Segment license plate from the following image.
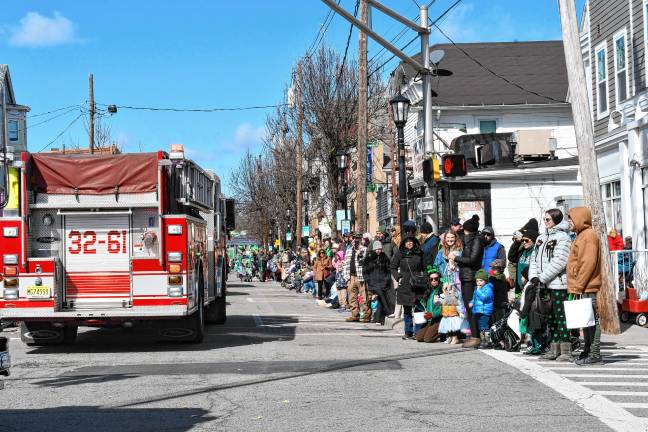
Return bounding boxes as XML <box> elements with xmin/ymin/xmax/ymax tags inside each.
<box><xmin>26</xmin><ymin>286</ymin><xmax>50</xmax><ymax>299</ymax></box>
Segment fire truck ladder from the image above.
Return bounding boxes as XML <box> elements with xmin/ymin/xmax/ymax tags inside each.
<box><xmin>175</xmin><ymin>159</ymin><xmax>214</xmax><ymax>212</ymax></box>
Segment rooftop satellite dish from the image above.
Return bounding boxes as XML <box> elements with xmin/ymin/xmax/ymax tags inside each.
<box><xmin>430</xmin><ymin>49</ymin><xmax>445</xmax><ymax>65</ymax></box>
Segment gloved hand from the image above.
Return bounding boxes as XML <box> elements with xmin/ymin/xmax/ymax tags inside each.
<box><xmin>424</xmin><ymin>312</ymin><xmax>433</xmax><ymax>320</ymax></box>
<box><xmin>531</xmin><ymin>277</ymin><xmax>540</xmax><ymax>285</ymax></box>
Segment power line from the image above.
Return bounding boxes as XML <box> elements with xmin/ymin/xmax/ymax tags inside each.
<box><xmin>337</xmin><ymin>0</ymin><xmax>360</xmax><ymax>85</ymax></box>
<box><xmin>368</xmin><ymin>0</ymin><xmax>463</xmax><ymax>78</ymax></box>
<box><xmin>36</xmin><ymin>112</ymin><xmax>85</xmax><ymax>153</ymax></box>
<box><xmin>18</xmin><ymin>107</ymin><xmax>84</xmax><ymax>133</ymax></box>
<box><xmin>27</xmin><ymin>104</ymin><xmax>83</xmax><ymax>118</ymax></box>
<box><xmin>432</xmin><ymin>24</ymin><xmax>567</xmax><ymax>103</ymax></box>
<box><xmin>95</xmin><ymin>103</ymin><xmax>287</xmax><ymax>113</ymax></box>
<box><xmin>305</xmin><ymin>0</ymin><xmax>341</xmax><ymax>58</ymax></box>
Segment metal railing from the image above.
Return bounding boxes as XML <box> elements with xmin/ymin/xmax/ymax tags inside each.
<box><xmin>610</xmin><ymin>250</ymin><xmax>648</xmax><ymax>300</ymax></box>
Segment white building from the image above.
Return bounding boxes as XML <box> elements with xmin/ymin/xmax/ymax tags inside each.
<box><xmin>392</xmin><ymin>41</ymin><xmax>583</xmax><ymax>248</ymax></box>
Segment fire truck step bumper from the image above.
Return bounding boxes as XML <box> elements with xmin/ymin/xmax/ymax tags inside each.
<box><xmin>0</xmin><ymin>305</ymin><xmax>190</xmax><ymax>320</ymax></box>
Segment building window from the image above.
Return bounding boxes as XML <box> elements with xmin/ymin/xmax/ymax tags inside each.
<box><xmin>595</xmin><ymin>43</ymin><xmax>609</xmax><ymax>118</ymax></box>
<box><xmin>601</xmin><ymin>180</ymin><xmax>622</xmax><ymax>232</ymax></box>
<box><xmin>8</xmin><ymin>120</ymin><xmax>18</xmax><ymax>142</ymax></box>
<box><xmin>479</xmin><ymin>120</ymin><xmax>496</xmax><ymax>133</ymax></box>
<box><xmin>613</xmin><ymin>30</ymin><xmax>629</xmax><ymax>103</ymax></box>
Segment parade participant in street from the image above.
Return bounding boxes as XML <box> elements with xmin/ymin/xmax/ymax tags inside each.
<box><xmin>481</xmin><ymin>226</ymin><xmax>506</xmax><ymax>274</ymax></box>
<box><xmin>314</xmin><ymin>249</ymin><xmax>332</xmax><ymax>300</ymax></box>
<box><xmin>343</xmin><ymin>233</ymin><xmax>370</xmax><ymax>322</ymax></box>
<box><xmin>470</xmin><ymin>269</ymin><xmax>494</xmax><ymax>348</ymax></box>
<box><xmin>415</xmin><ymin>269</ymin><xmax>443</xmax><ymax>343</ymax></box>
<box><xmin>391</xmin><ymin>234</ymin><xmax>426</xmax><ymax>339</ymax></box>
<box><xmin>362</xmin><ymin>241</ymin><xmax>394</xmax><ymax>325</ymax></box>
<box><xmin>453</xmin><ymin>214</ymin><xmax>484</xmax><ymax>348</ymax></box>
<box><xmin>567</xmin><ymin>207</ymin><xmax>603</xmax><ymax>365</ymax></box>
<box><xmin>529</xmin><ymin>209</ymin><xmax>573</xmax><ymax>362</ymax></box>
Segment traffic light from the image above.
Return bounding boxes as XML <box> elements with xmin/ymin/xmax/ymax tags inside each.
<box><xmin>422</xmin><ymin>157</ymin><xmax>443</xmax><ymax>183</ymax></box>
<box><xmin>441</xmin><ymin>154</ymin><xmax>467</xmax><ymax>177</ymax></box>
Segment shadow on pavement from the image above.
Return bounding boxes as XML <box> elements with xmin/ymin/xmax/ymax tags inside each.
<box><xmin>33</xmin><ymin>358</ymin><xmax>403</xmax><ymax>388</ymax></box>
<box><xmin>0</xmin><ymin>406</ymin><xmax>214</xmax><ymax>432</ymax></box>
<box><xmin>24</xmin><ymin>315</ymin><xmax>297</xmax><ymax>355</ymax></box>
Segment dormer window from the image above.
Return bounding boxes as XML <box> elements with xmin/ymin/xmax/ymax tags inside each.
<box><xmin>8</xmin><ymin>120</ymin><xmax>18</xmax><ymax>142</ymax></box>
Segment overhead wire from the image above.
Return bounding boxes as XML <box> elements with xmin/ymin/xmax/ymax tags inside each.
<box><xmin>305</xmin><ymin>0</ymin><xmax>341</xmax><ymax>59</ymax></box>
<box><xmin>95</xmin><ymin>103</ymin><xmax>287</xmax><ymax>113</ymax></box>
<box><xmin>27</xmin><ymin>104</ymin><xmax>84</xmax><ymax>118</ymax></box>
<box><xmin>432</xmin><ymin>23</ymin><xmax>567</xmax><ymax>103</ymax></box>
<box><xmin>36</xmin><ymin>112</ymin><xmax>86</xmax><ymax>153</ymax></box>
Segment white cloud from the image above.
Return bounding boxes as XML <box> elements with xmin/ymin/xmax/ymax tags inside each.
<box><xmin>8</xmin><ymin>12</ymin><xmax>82</xmax><ymax>47</ymax></box>
<box><xmin>233</xmin><ymin>123</ymin><xmax>265</xmax><ymax>147</ymax></box>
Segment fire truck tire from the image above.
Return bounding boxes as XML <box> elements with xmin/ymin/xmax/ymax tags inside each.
<box><xmin>63</xmin><ymin>326</ymin><xmax>78</xmax><ymax>345</ymax></box>
<box><xmin>206</xmin><ymin>272</ymin><xmax>227</xmax><ymax>324</ymax></box>
<box><xmin>187</xmin><ymin>292</ymin><xmax>205</xmax><ymax>343</ymax></box>
<box><xmin>20</xmin><ymin>322</ymin><xmax>64</xmax><ymax>346</ymax></box>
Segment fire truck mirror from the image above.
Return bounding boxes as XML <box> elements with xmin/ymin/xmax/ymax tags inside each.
<box><xmin>225</xmin><ymin>199</ymin><xmax>236</xmax><ymax>231</ymax></box>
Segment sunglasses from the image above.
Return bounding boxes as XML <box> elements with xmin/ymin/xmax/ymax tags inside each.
<box><xmin>430</xmin><ymin>277</ymin><xmax>440</xmax><ymax>281</ymax></box>
<box><xmin>544</xmin><ymin>218</ymin><xmax>552</xmax><ymax>222</ymax></box>
<box><xmin>522</xmin><ymin>238</ymin><xmax>532</xmax><ymax>244</ymax></box>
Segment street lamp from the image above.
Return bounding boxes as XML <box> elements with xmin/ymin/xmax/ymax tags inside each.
<box><xmin>336</xmin><ymin>149</ymin><xmax>349</xmax><ymax>222</ymax></box>
<box><xmin>390</xmin><ymin>93</ymin><xmax>411</xmax><ymax>232</ymax></box>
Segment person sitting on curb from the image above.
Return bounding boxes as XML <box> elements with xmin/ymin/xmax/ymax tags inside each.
<box><xmin>415</xmin><ymin>269</ymin><xmax>443</xmax><ymax>343</ymax></box>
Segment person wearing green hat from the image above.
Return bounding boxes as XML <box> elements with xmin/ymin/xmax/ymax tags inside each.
<box><xmin>470</xmin><ymin>269</ymin><xmax>494</xmax><ymax>349</ymax></box>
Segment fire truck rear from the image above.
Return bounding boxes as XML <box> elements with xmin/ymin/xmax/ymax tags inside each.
<box><xmin>0</xmin><ymin>144</ymin><xmax>233</xmax><ymax>344</ymax></box>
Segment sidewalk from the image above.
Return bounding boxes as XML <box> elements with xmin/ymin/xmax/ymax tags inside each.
<box><xmin>603</xmin><ymin>323</ymin><xmax>648</xmax><ymax>347</ymax></box>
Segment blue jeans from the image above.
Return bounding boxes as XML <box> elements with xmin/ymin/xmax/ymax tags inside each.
<box><xmin>475</xmin><ymin>313</ymin><xmax>491</xmax><ymax>332</ymax></box>
<box><xmin>403</xmin><ymin>305</ymin><xmax>424</xmax><ymax>336</ymax></box>
<box><xmin>303</xmin><ymin>280</ymin><xmax>315</xmax><ymax>295</ymax></box>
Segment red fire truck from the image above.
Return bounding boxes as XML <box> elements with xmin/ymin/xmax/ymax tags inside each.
<box><xmin>0</xmin><ymin>144</ymin><xmax>233</xmax><ymax>345</ymax></box>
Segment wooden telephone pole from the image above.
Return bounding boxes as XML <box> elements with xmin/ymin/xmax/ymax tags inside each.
<box><xmin>356</xmin><ymin>0</ymin><xmax>368</xmax><ymax>233</ymax></box>
<box><xmin>558</xmin><ymin>0</ymin><xmax>619</xmax><ymax>334</ymax></box>
<box><xmin>295</xmin><ymin>62</ymin><xmax>303</xmax><ymax>250</ymax></box>
<box><xmin>88</xmin><ymin>73</ymin><xmax>95</xmax><ymax>154</ymax></box>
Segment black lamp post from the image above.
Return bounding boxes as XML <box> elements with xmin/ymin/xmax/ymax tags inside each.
<box><xmin>336</xmin><ymin>149</ymin><xmax>349</xmax><ymax>223</ymax></box>
<box><xmin>390</xmin><ymin>93</ymin><xmax>411</xmax><ymax>232</ymax></box>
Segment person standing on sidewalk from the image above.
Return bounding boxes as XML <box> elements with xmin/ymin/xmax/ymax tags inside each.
<box><xmin>481</xmin><ymin>226</ymin><xmax>506</xmax><ymax>274</ymax></box>
<box><xmin>391</xmin><ymin>234</ymin><xmax>426</xmax><ymax>339</ymax></box>
<box><xmin>362</xmin><ymin>241</ymin><xmax>394</xmax><ymax>325</ymax></box>
<box><xmin>567</xmin><ymin>207</ymin><xmax>602</xmax><ymax>365</ymax></box>
<box><xmin>529</xmin><ymin>209</ymin><xmax>573</xmax><ymax>362</ymax></box>
<box><xmin>453</xmin><ymin>215</ymin><xmax>484</xmax><ymax>349</ymax></box>
<box><xmin>343</xmin><ymin>233</ymin><xmax>370</xmax><ymax>322</ymax></box>
<box><xmin>313</xmin><ymin>249</ymin><xmax>332</xmax><ymax>300</ymax></box>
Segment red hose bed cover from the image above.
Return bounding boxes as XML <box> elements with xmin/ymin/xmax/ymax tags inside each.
<box><xmin>30</xmin><ymin>153</ymin><xmax>159</xmax><ymax>195</ymax></box>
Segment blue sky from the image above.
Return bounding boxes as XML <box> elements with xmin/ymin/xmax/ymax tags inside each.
<box><xmin>1</xmin><ymin>0</ymin><xmax>584</xmax><ymax>194</ymax></box>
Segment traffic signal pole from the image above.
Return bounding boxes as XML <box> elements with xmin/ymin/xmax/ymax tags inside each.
<box><xmin>396</xmin><ymin>123</ymin><xmax>408</xmax><ymax>229</ymax></box>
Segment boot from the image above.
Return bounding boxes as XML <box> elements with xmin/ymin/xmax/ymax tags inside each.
<box><xmin>556</xmin><ymin>342</ymin><xmax>574</xmax><ymax>362</ymax></box>
<box><xmin>462</xmin><ymin>337</ymin><xmax>481</xmax><ymax>349</ymax></box>
<box><xmin>478</xmin><ymin>331</ymin><xmax>488</xmax><ymax>349</ymax></box>
<box><xmin>539</xmin><ymin>342</ymin><xmax>560</xmax><ymax>360</ymax></box>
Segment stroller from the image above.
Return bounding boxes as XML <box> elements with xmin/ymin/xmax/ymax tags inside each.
<box><xmin>490</xmin><ymin>302</ymin><xmax>522</xmax><ymax>352</ymax></box>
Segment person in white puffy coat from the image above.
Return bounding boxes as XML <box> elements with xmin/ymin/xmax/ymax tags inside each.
<box><xmin>528</xmin><ymin>209</ymin><xmax>573</xmax><ymax>361</ymax></box>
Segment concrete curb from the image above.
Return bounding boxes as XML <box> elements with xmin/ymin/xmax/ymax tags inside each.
<box><xmin>385</xmin><ymin>317</ymin><xmax>404</xmax><ymax>330</ymax></box>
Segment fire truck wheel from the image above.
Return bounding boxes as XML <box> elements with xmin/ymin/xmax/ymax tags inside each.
<box><xmin>20</xmin><ymin>322</ymin><xmax>64</xmax><ymax>346</ymax></box>
<box><xmin>206</xmin><ymin>295</ymin><xmax>227</xmax><ymax>325</ymax></box>
<box><xmin>187</xmin><ymin>292</ymin><xmax>205</xmax><ymax>343</ymax></box>
<box><xmin>62</xmin><ymin>326</ymin><xmax>78</xmax><ymax>345</ymax></box>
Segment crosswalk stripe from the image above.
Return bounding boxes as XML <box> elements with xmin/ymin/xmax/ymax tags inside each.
<box><xmin>548</xmin><ymin>367</ymin><xmax>648</xmax><ymax>371</ymax></box>
<box><xmin>597</xmin><ymin>391</ymin><xmax>648</xmax><ymax>396</ymax></box>
<box><xmin>618</xmin><ymin>403</ymin><xmax>648</xmax><ymax>409</ymax></box>
<box><xmin>579</xmin><ymin>382</ymin><xmax>648</xmax><ymax>387</ymax></box>
<box><xmin>561</xmin><ymin>374</ymin><xmax>648</xmax><ymax>378</ymax></box>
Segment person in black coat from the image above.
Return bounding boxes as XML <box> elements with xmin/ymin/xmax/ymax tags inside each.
<box><xmin>363</xmin><ymin>241</ymin><xmax>394</xmax><ymax>325</ymax></box>
<box><xmin>452</xmin><ymin>214</ymin><xmax>484</xmax><ymax>348</ymax></box>
<box><xmin>391</xmin><ymin>235</ymin><xmax>426</xmax><ymax>339</ymax></box>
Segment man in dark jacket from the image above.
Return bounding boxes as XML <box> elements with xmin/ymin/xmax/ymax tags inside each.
<box><xmin>419</xmin><ymin>221</ymin><xmax>440</xmax><ymax>267</ymax></box>
<box><xmin>390</xmin><ymin>235</ymin><xmax>425</xmax><ymax>339</ymax></box>
<box><xmin>453</xmin><ymin>214</ymin><xmax>484</xmax><ymax>348</ymax></box>
<box><xmin>363</xmin><ymin>241</ymin><xmax>394</xmax><ymax>324</ymax></box>
<box><xmin>369</xmin><ymin>226</ymin><xmax>394</xmax><ymax>259</ymax></box>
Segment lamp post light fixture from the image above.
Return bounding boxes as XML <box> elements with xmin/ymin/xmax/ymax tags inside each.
<box><xmin>335</xmin><ymin>148</ymin><xmax>350</xmax><ymax>223</ymax></box>
<box><xmin>389</xmin><ymin>93</ymin><xmax>411</xmax><ymax>232</ymax></box>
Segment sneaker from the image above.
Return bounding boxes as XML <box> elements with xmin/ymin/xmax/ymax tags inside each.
<box><xmin>577</xmin><ymin>350</ymin><xmax>590</xmax><ymax>361</ymax></box>
<box><xmin>575</xmin><ymin>356</ymin><xmax>602</xmax><ymax>366</ymax></box>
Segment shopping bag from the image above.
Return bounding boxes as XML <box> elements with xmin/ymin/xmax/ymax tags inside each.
<box><xmin>564</xmin><ymin>297</ymin><xmax>595</xmax><ymax>329</ymax></box>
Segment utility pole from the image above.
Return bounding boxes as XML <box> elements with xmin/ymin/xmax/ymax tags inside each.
<box><xmin>420</xmin><ymin>5</ymin><xmax>433</xmax><ymax>156</ymax></box>
<box><xmin>295</xmin><ymin>62</ymin><xmax>303</xmax><ymax>250</ymax></box>
<box><xmin>356</xmin><ymin>0</ymin><xmax>368</xmax><ymax>233</ymax></box>
<box><xmin>558</xmin><ymin>0</ymin><xmax>619</xmax><ymax>334</ymax></box>
<box><xmin>388</xmin><ymin>104</ymin><xmax>399</xmax><ymax>229</ymax></box>
<box><xmin>88</xmin><ymin>73</ymin><xmax>95</xmax><ymax>154</ymax></box>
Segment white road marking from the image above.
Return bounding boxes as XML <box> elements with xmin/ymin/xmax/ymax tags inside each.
<box><xmin>558</xmin><ymin>374</ymin><xmax>648</xmax><ymax>379</ymax></box>
<box><xmin>484</xmin><ymin>350</ymin><xmax>648</xmax><ymax>432</ymax></box>
<box><xmin>578</xmin><ymin>382</ymin><xmax>648</xmax><ymax>387</ymax></box>
<box><xmin>618</xmin><ymin>403</ymin><xmax>648</xmax><ymax>409</ymax></box>
<box><xmin>548</xmin><ymin>367</ymin><xmax>648</xmax><ymax>371</ymax></box>
<box><xmin>598</xmin><ymin>391</ymin><xmax>648</xmax><ymax>396</ymax></box>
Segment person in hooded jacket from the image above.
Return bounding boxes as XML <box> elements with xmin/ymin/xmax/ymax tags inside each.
<box><xmin>481</xmin><ymin>226</ymin><xmax>506</xmax><ymax>274</ymax></box>
<box><xmin>567</xmin><ymin>207</ymin><xmax>603</xmax><ymax>365</ymax></box>
<box><xmin>362</xmin><ymin>241</ymin><xmax>394</xmax><ymax>325</ymax></box>
<box><xmin>391</xmin><ymin>235</ymin><xmax>426</xmax><ymax>339</ymax></box>
<box><xmin>528</xmin><ymin>208</ymin><xmax>573</xmax><ymax>362</ymax></box>
<box><xmin>368</xmin><ymin>226</ymin><xmax>394</xmax><ymax>259</ymax></box>
<box><xmin>452</xmin><ymin>214</ymin><xmax>484</xmax><ymax>349</ymax></box>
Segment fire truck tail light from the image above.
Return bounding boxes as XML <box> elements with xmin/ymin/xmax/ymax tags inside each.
<box><xmin>3</xmin><ymin>254</ymin><xmax>18</xmax><ymax>265</ymax></box>
<box><xmin>167</xmin><ymin>225</ymin><xmax>183</xmax><ymax>235</ymax></box>
<box><xmin>168</xmin><ymin>275</ymin><xmax>183</xmax><ymax>285</ymax></box>
<box><xmin>2</xmin><ymin>227</ymin><xmax>18</xmax><ymax>237</ymax></box>
<box><xmin>3</xmin><ymin>287</ymin><xmax>18</xmax><ymax>300</ymax></box>
<box><xmin>3</xmin><ymin>266</ymin><xmax>18</xmax><ymax>277</ymax></box>
<box><xmin>167</xmin><ymin>286</ymin><xmax>183</xmax><ymax>297</ymax></box>
<box><xmin>3</xmin><ymin>278</ymin><xmax>18</xmax><ymax>288</ymax></box>
<box><xmin>169</xmin><ymin>264</ymin><xmax>182</xmax><ymax>273</ymax></box>
<box><xmin>167</xmin><ymin>252</ymin><xmax>182</xmax><ymax>262</ymax></box>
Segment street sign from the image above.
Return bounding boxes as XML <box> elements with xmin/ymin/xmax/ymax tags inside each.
<box><xmin>302</xmin><ymin>226</ymin><xmax>310</xmax><ymax>237</ymax></box>
<box><xmin>341</xmin><ymin>219</ymin><xmax>351</xmax><ymax>235</ymax></box>
<box><xmin>366</xmin><ymin>183</ymin><xmax>377</xmax><ymax>192</ymax></box>
<box><xmin>286</xmin><ymin>232</ymin><xmax>292</xmax><ymax>241</ymax></box>
<box><xmin>416</xmin><ymin>197</ymin><xmax>436</xmax><ymax>215</ymax></box>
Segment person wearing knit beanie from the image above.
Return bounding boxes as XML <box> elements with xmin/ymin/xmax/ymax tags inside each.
<box><xmin>520</xmin><ymin>218</ymin><xmax>540</xmax><ymax>242</ymax></box>
<box><xmin>475</xmin><ymin>269</ymin><xmax>488</xmax><ymax>281</ymax></box>
<box><xmin>463</xmin><ymin>214</ymin><xmax>480</xmax><ymax>233</ymax></box>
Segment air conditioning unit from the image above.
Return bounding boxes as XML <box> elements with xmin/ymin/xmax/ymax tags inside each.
<box><xmin>511</xmin><ymin>129</ymin><xmax>554</xmax><ymax>161</ymax></box>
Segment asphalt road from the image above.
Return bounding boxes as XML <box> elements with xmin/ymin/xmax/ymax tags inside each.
<box><xmin>0</xmin><ymin>278</ymin><xmax>614</xmax><ymax>432</ymax></box>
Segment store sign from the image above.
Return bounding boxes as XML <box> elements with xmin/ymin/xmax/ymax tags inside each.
<box><xmin>302</xmin><ymin>226</ymin><xmax>310</xmax><ymax>237</ymax></box>
<box><xmin>367</xmin><ymin>145</ymin><xmax>373</xmax><ymax>183</ymax></box>
<box><xmin>341</xmin><ymin>219</ymin><xmax>351</xmax><ymax>235</ymax></box>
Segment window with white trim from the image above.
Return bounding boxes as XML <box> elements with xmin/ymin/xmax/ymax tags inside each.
<box><xmin>601</xmin><ymin>180</ymin><xmax>622</xmax><ymax>232</ymax></box>
<box><xmin>595</xmin><ymin>43</ymin><xmax>609</xmax><ymax>117</ymax></box>
<box><xmin>614</xmin><ymin>30</ymin><xmax>629</xmax><ymax>103</ymax></box>
<box><xmin>7</xmin><ymin>120</ymin><xmax>18</xmax><ymax>142</ymax></box>
<box><xmin>479</xmin><ymin>120</ymin><xmax>497</xmax><ymax>134</ymax></box>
